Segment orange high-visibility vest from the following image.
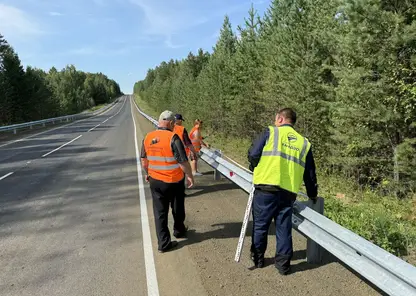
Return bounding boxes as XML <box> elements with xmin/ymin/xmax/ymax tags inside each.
<box><xmin>173</xmin><ymin>125</ymin><xmax>185</xmax><ymax>142</ymax></box>
<box><xmin>144</xmin><ymin>129</ymin><xmax>184</xmax><ymax>183</ymax></box>
<box><xmin>189</xmin><ymin>126</ymin><xmax>202</xmax><ymax>152</ymax></box>
<box><xmin>173</xmin><ymin>124</ymin><xmax>190</xmax><ymax>155</ymax></box>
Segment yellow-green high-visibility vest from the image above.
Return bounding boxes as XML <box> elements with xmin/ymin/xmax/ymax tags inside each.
<box><xmin>253</xmin><ymin>125</ymin><xmax>311</xmax><ymax>194</ymax></box>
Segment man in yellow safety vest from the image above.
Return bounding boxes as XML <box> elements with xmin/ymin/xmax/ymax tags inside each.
<box><xmin>248</xmin><ymin>108</ymin><xmax>318</xmax><ymax>275</ymax></box>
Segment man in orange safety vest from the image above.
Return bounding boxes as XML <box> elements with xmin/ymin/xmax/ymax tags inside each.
<box><xmin>141</xmin><ymin>110</ymin><xmax>194</xmax><ymax>253</ymax></box>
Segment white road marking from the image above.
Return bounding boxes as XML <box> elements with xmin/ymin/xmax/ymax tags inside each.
<box><xmin>108</xmin><ymin>97</ymin><xmax>127</xmax><ymax>119</ymax></box>
<box><xmin>88</xmin><ymin>97</ymin><xmax>126</xmax><ymax>132</ymax></box>
<box><xmin>88</xmin><ymin>123</ymin><xmax>101</xmax><ymax>132</ymax></box>
<box><xmin>130</xmin><ymin>98</ymin><xmax>160</xmax><ymax>296</ymax></box>
<box><xmin>0</xmin><ymin>98</ymin><xmax>123</xmax><ymax>148</ymax></box>
<box><xmin>0</xmin><ymin>172</ymin><xmax>14</xmax><ymax>181</ymax></box>
<box><xmin>41</xmin><ymin>135</ymin><xmax>82</xmax><ymax>158</ymax></box>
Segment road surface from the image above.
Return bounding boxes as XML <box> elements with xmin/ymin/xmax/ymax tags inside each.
<box><xmin>0</xmin><ymin>95</ymin><xmax>381</xmax><ymax>295</ymax></box>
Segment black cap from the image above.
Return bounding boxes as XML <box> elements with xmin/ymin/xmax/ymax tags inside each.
<box><xmin>175</xmin><ymin>114</ymin><xmax>185</xmax><ymax>121</ymax></box>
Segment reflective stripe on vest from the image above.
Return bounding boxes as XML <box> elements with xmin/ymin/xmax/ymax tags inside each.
<box><xmin>144</xmin><ymin>129</ymin><xmax>184</xmax><ymax>183</ymax></box>
<box><xmin>148</xmin><ymin>164</ymin><xmax>180</xmax><ymax>170</ymax></box>
<box><xmin>253</xmin><ymin>125</ymin><xmax>311</xmax><ymax>194</ymax></box>
<box><xmin>147</xmin><ymin>156</ymin><xmax>177</xmax><ymax>162</ymax></box>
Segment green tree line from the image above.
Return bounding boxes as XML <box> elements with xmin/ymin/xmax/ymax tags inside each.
<box><xmin>135</xmin><ymin>0</ymin><xmax>416</xmax><ymax>197</ymax></box>
<box><xmin>0</xmin><ymin>33</ymin><xmax>122</xmax><ymax>126</ymax></box>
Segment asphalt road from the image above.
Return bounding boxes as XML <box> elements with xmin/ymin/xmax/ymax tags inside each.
<box><xmin>0</xmin><ymin>96</ymin><xmax>382</xmax><ymax>296</ymax></box>
<box><xmin>0</xmin><ymin>96</ymin><xmax>147</xmax><ymax>296</ymax></box>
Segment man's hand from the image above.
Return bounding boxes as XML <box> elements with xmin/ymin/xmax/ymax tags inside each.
<box><xmin>186</xmin><ymin>174</ymin><xmax>194</xmax><ymax>188</ymax></box>
<box><xmin>145</xmin><ymin>175</ymin><xmax>150</xmax><ymax>183</ymax></box>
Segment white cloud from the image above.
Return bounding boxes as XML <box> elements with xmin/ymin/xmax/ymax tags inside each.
<box><xmin>63</xmin><ymin>46</ymin><xmax>134</xmax><ymax>57</ymax></box>
<box><xmin>92</xmin><ymin>0</ymin><xmax>106</xmax><ymax>5</ymax></box>
<box><xmin>164</xmin><ymin>35</ymin><xmax>184</xmax><ymax>49</ymax></box>
<box><xmin>128</xmin><ymin>0</ymin><xmax>208</xmax><ymax>47</ymax></box>
<box><xmin>68</xmin><ymin>47</ymin><xmax>96</xmax><ymax>55</ymax></box>
<box><xmin>49</xmin><ymin>11</ymin><xmax>63</xmax><ymax>16</ymax></box>
<box><xmin>0</xmin><ymin>4</ymin><xmax>45</xmax><ymax>39</ymax></box>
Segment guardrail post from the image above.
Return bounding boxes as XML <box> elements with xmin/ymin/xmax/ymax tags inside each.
<box><xmin>30</xmin><ymin>125</ymin><xmax>33</xmax><ymax>130</ymax></box>
<box><xmin>13</xmin><ymin>129</ymin><xmax>17</xmax><ymax>134</ymax></box>
<box><xmin>306</xmin><ymin>196</ymin><xmax>325</xmax><ymax>264</ymax></box>
<box><xmin>213</xmin><ymin>149</ymin><xmax>222</xmax><ymax>181</ymax></box>
<box><xmin>43</xmin><ymin>123</ymin><xmax>45</xmax><ymax>127</ymax></box>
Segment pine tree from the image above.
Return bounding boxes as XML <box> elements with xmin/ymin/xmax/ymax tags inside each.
<box><xmin>331</xmin><ymin>0</ymin><xmax>416</xmax><ymax>192</ymax></box>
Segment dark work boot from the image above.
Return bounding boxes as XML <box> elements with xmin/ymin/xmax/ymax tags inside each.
<box><xmin>250</xmin><ymin>246</ymin><xmax>264</xmax><ymax>268</ymax></box>
<box><xmin>158</xmin><ymin>241</ymin><xmax>178</xmax><ymax>253</ymax></box>
<box><xmin>173</xmin><ymin>226</ymin><xmax>188</xmax><ymax>238</ymax></box>
<box><xmin>275</xmin><ymin>254</ymin><xmax>291</xmax><ymax>275</ymax></box>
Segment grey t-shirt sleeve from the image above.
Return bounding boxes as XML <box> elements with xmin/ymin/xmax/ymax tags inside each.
<box><xmin>171</xmin><ymin>134</ymin><xmax>188</xmax><ymax>163</ymax></box>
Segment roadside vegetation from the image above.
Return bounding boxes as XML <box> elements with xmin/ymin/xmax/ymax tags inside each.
<box><xmin>133</xmin><ymin>0</ymin><xmax>416</xmax><ymax>262</ymax></box>
<box><xmin>0</xmin><ymin>34</ymin><xmax>122</xmax><ymax>126</ymax></box>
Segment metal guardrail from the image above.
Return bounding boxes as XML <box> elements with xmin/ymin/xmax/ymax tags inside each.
<box><xmin>133</xmin><ymin>100</ymin><xmax>416</xmax><ymax>296</ymax></box>
<box><xmin>0</xmin><ymin>98</ymin><xmax>120</xmax><ymax>134</ymax></box>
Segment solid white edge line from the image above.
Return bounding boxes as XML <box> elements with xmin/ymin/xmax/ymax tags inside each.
<box><xmin>0</xmin><ymin>98</ymin><xmax>123</xmax><ymax>148</ymax></box>
<box><xmin>0</xmin><ymin>172</ymin><xmax>14</xmax><ymax>181</ymax></box>
<box><xmin>130</xmin><ymin>97</ymin><xmax>160</xmax><ymax>296</ymax></box>
<box><xmin>41</xmin><ymin>135</ymin><xmax>83</xmax><ymax>158</ymax></box>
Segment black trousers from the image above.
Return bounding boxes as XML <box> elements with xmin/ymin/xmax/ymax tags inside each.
<box><xmin>149</xmin><ymin>177</ymin><xmax>186</xmax><ymax>251</ymax></box>
<box><xmin>251</xmin><ymin>189</ymin><xmax>295</xmax><ymax>272</ymax></box>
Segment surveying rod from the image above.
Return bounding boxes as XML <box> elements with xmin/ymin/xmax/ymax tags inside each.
<box><xmin>234</xmin><ymin>185</ymin><xmax>255</xmax><ymax>262</ymax></box>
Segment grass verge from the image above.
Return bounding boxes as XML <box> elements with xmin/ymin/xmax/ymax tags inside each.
<box><xmin>134</xmin><ymin>95</ymin><xmax>416</xmax><ymax>264</ymax></box>
<box><xmin>88</xmin><ymin>104</ymin><xmax>106</xmax><ymax>112</ymax></box>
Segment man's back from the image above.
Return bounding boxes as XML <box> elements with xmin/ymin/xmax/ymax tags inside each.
<box><xmin>144</xmin><ymin>129</ymin><xmax>184</xmax><ymax>183</ymax></box>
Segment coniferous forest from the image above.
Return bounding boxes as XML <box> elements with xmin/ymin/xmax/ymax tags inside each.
<box><xmin>134</xmin><ymin>0</ymin><xmax>416</xmax><ymax>257</ymax></box>
<box><xmin>0</xmin><ymin>33</ymin><xmax>122</xmax><ymax>126</ymax></box>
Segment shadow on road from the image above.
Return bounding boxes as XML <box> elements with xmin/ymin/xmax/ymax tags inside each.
<box><xmin>185</xmin><ymin>182</ymin><xmax>240</xmax><ymax>198</ymax></box>
<box><xmin>178</xmin><ymin>221</ymin><xmax>336</xmax><ymax>274</ymax></box>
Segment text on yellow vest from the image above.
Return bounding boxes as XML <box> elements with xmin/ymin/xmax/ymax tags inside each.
<box><xmin>253</xmin><ymin>125</ymin><xmax>311</xmax><ymax>194</ymax></box>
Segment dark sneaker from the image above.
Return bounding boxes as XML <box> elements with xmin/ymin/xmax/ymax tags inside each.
<box><xmin>276</xmin><ymin>265</ymin><xmax>290</xmax><ymax>275</ymax></box>
<box><xmin>274</xmin><ymin>255</ymin><xmax>291</xmax><ymax>275</ymax></box>
<box><xmin>158</xmin><ymin>241</ymin><xmax>178</xmax><ymax>253</ymax></box>
<box><xmin>173</xmin><ymin>226</ymin><xmax>188</xmax><ymax>238</ymax></box>
<box><xmin>251</xmin><ymin>250</ymin><xmax>264</xmax><ymax>268</ymax></box>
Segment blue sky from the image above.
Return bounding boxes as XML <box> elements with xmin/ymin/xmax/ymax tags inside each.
<box><xmin>0</xmin><ymin>0</ymin><xmax>268</xmax><ymax>93</ymax></box>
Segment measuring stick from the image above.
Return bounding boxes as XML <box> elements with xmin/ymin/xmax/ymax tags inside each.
<box><xmin>234</xmin><ymin>185</ymin><xmax>255</xmax><ymax>262</ymax></box>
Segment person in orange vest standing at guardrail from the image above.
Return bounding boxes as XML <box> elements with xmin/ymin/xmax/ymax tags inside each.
<box><xmin>189</xmin><ymin>119</ymin><xmax>209</xmax><ymax>176</ymax></box>
<box><xmin>173</xmin><ymin>114</ymin><xmax>198</xmax><ymax>196</ymax></box>
<box><xmin>141</xmin><ymin>110</ymin><xmax>194</xmax><ymax>253</ymax></box>
<box><xmin>173</xmin><ymin>114</ymin><xmax>198</xmax><ymax>167</ymax></box>
<box><xmin>248</xmin><ymin>108</ymin><xmax>318</xmax><ymax>275</ymax></box>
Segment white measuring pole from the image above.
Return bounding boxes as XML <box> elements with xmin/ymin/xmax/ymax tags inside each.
<box><xmin>234</xmin><ymin>185</ymin><xmax>255</xmax><ymax>262</ymax></box>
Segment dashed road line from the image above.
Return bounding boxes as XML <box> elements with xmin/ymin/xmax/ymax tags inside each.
<box><xmin>41</xmin><ymin>135</ymin><xmax>83</xmax><ymax>158</ymax></box>
<box><xmin>0</xmin><ymin>172</ymin><xmax>14</xmax><ymax>181</ymax></box>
